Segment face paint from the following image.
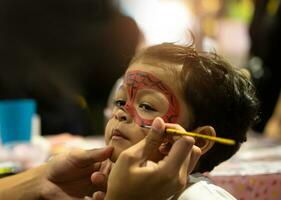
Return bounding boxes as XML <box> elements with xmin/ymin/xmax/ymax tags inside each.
<box><xmin>123</xmin><ymin>70</ymin><xmax>180</xmax><ymax>126</ymax></box>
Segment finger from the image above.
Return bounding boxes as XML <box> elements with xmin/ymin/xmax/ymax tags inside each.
<box><xmin>158</xmin><ymin>141</ymin><xmax>172</xmax><ymax>155</ymax></box>
<box><xmin>100</xmin><ymin>160</ymin><xmax>112</xmax><ymax>175</ymax></box>
<box><xmin>163</xmin><ymin>123</ymin><xmax>186</xmax><ymax>131</ymax></box>
<box><xmin>91</xmin><ymin>172</ymin><xmax>108</xmax><ymax>192</ymax></box>
<box><xmin>93</xmin><ymin>162</ymin><xmax>102</xmax><ymax>171</ymax></box>
<box><xmin>160</xmin><ymin>136</ymin><xmax>194</xmax><ymax>172</ymax></box>
<box><xmin>178</xmin><ymin>144</ymin><xmax>201</xmax><ymax>180</ymax></box>
<box><xmin>69</xmin><ymin>146</ymin><xmax>114</xmax><ymax>168</ymax></box>
<box><xmin>187</xmin><ymin>145</ymin><xmax>201</xmax><ymax>175</ymax></box>
<box><xmin>157</xmin><ymin>123</ymin><xmax>186</xmax><ymax>155</ymax></box>
<box><xmin>142</xmin><ymin>117</ymin><xmax>166</xmax><ymax>157</ymax></box>
<box><xmin>92</xmin><ymin>191</ymin><xmax>105</xmax><ymax>200</ymax></box>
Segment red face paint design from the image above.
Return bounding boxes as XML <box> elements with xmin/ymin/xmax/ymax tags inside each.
<box><xmin>123</xmin><ymin>70</ymin><xmax>180</xmax><ymax>126</ymax></box>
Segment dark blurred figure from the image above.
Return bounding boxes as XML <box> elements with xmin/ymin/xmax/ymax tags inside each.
<box><xmin>248</xmin><ymin>0</ymin><xmax>281</xmax><ymax>133</ymax></box>
<box><xmin>0</xmin><ymin>0</ymin><xmax>141</xmax><ymax>135</ymax></box>
<box><xmin>0</xmin><ymin>49</ymin><xmax>93</xmax><ymax>136</ymax></box>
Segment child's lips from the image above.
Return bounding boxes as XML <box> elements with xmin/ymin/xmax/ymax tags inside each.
<box><xmin>111</xmin><ymin>129</ymin><xmax>129</xmax><ymax>140</ymax></box>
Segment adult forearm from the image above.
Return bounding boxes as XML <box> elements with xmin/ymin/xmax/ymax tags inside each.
<box><xmin>0</xmin><ymin>164</ymin><xmax>46</xmax><ymax>200</ymax></box>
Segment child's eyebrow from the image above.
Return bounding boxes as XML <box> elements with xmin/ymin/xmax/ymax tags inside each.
<box><xmin>113</xmin><ymin>85</ymin><xmax>126</xmax><ymax>99</ymax></box>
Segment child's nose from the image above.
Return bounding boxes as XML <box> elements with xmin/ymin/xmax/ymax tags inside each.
<box><xmin>114</xmin><ymin>109</ymin><xmax>131</xmax><ymax>122</ymax></box>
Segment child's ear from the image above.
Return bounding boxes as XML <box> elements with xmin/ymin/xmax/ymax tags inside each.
<box><xmin>193</xmin><ymin>126</ymin><xmax>216</xmax><ymax>155</ymax></box>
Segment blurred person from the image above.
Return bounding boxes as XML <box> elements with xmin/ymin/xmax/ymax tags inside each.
<box><xmin>0</xmin><ymin>49</ymin><xmax>92</xmax><ymax>135</ymax></box>
<box><xmin>264</xmin><ymin>93</ymin><xmax>281</xmax><ymax>139</ymax></box>
<box><xmin>0</xmin><ymin>0</ymin><xmax>141</xmax><ymax>135</ymax></box>
<box><xmin>248</xmin><ymin>0</ymin><xmax>281</xmax><ymax>133</ymax></box>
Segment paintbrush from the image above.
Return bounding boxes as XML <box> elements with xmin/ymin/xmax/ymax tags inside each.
<box><xmin>141</xmin><ymin>125</ymin><xmax>236</xmax><ymax>145</ymax></box>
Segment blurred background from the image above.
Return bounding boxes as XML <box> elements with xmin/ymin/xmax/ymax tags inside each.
<box><xmin>0</xmin><ymin>0</ymin><xmax>280</xmax><ymax>137</ymax></box>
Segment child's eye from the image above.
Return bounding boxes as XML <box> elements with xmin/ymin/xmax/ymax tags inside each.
<box><xmin>139</xmin><ymin>103</ymin><xmax>157</xmax><ymax>112</ymax></box>
<box><xmin>114</xmin><ymin>100</ymin><xmax>126</xmax><ymax>108</ymax></box>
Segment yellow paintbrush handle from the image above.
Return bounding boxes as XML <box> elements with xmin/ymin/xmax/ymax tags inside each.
<box><xmin>165</xmin><ymin>128</ymin><xmax>236</xmax><ymax>145</ymax></box>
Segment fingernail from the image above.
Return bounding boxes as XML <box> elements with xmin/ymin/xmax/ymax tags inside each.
<box><xmin>152</xmin><ymin>117</ymin><xmax>162</xmax><ymax>132</ymax></box>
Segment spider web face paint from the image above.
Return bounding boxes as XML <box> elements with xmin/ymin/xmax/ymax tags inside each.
<box><xmin>124</xmin><ymin>70</ymin><xmax>180</xmax><ymax>126</ymax></box>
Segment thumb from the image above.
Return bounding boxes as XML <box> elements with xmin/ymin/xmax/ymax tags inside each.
<box><xmin>68</xmin><ymin>146</ymin><xmax>114</xmax><ymax>167</ymax></box>
<box><xmin>128</xmin><ymin>117</ymin><xmax>165</xmax><ymax>160</ymax></box>
<box><xmin>143</xmin><ymin>117</ymin><xmax>166</xmax><ymax>158</ymax></box>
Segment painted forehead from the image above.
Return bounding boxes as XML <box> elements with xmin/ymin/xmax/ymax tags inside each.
<box><xmin>124</xmin><ymin>69</ymin><xmax>180</xmax><ymax>124</ymax></box>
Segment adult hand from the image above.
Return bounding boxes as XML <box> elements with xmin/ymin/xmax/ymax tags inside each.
<box><xmin>103</xmin><ymin>117</ymin><xmax>201</xmax><ymax>200</ymax></box>
<box><xmin>91</xmin><ymin>159</ymin><xmax>113</xmax><ymax>200</ymax></box>
<box><xmin>41</xmin><ymin>146</ymin><xmax>113</xmax><ymax>200</ymax></box>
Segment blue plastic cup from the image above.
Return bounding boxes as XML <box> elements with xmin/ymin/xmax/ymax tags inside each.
<box><xmin>0</xmin><ymin>99</ymin><xmax>36</xmax><ymax>145</ymax></box>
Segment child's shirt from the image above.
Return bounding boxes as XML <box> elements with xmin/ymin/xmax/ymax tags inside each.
<box><xmin>169</xmin><ymin>173</ymin><xmax>237</xmax><ymax>200</ymax></box>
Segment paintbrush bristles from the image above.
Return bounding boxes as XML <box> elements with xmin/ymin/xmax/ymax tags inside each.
<box><xmin>141</xmin><ymin>125</ymin><xmax>152</xmax><ymax>129</ymax></box>
<box><xmin>140</xmin><ymin>125</ymin><xmax>235</xmax><ymax>145</ymax></box>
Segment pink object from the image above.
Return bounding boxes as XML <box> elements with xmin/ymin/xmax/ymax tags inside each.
<box><xmin>208</xmin><ymin>132</ymin><xmax>281</xmax><ymax>200</ymax></box>
<box><xmin>209</xmin><ymin>174</ymin><xmax>281</xmax><ymax>200</ymax></box>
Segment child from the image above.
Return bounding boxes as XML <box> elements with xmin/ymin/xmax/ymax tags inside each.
<box><xmin>103</xmin><ymin>42</ymin><xmax>259</xmax><ymax>199</ymax></box>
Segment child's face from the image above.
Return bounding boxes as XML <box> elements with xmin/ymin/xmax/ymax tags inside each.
<box><xmin>105</xmin><ymin>64</ymin><xmax>191</xmax><ymax>161</ymax></box>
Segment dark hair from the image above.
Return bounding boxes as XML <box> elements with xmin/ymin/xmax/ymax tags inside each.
<box><xmin>130</xmin><ymin>42</ymin><xmax>259</xmax><ymax>172</ymax></box>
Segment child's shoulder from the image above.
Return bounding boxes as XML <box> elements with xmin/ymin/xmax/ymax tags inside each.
<box><xmin>173</xmin><ymin>173</ymin><xmax>237</xmax><ymax>200</ymax></box>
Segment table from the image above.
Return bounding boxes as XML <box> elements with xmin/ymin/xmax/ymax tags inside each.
<box><xmin>0</xmin><ymin>133</ymin><xmax>104</xmax><ymax>171</ymax></box>
<box><xmin>208</xmin><ymin>131</ymin><xmax>281</xmax><ymax>200</ymax></box>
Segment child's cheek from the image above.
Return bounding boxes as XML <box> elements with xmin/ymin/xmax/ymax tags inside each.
<box><xmin>105</xmin><ymin>135</ymin><xmax>110</xmax><ymax>145</ymax></box>
<box><xmin>104</xmin><ymin>125</ymin><xmax>111</xmax><ymax>145</ymax></box>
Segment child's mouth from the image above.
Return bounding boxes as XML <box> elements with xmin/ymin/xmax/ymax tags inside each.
<box><xmin>111</xmin><ymin>129</ymin><xmax>129</xmax><ymax>140</ymax></box>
